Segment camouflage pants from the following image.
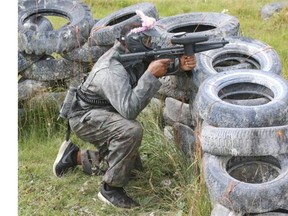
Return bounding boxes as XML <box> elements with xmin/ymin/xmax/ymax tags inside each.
<box><xmin>69</xmin><ymin>109</ymin><xmax>143</xmax><ymax>187</ymax></box>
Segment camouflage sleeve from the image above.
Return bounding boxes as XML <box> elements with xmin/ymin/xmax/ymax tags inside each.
<box><xmin>100</xmin><ymin>67</ymin><xmax>162</xmax><ymax>120</ymax></box>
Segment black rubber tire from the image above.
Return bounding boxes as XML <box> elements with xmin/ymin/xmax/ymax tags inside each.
<box><xmin>88</xmin><ymin>2</ymin><xmax>159</xmax><ymax>46</ymax></box>
<box><xmin>222</xmin><ymin>97</ymin><xmax>270</xmax><ymax>106</ymax></box>
<box><xmin>192</xmin><ymin>36</ymin><xmax>282</xmax><ymax>89</ymax></box>
<box><xmin>203</xmin><ymin>153</ymin><xmax>288</xmax><ymax>213</ymax></box>
<box><xmin>261</xmin><ymin>2</ymin><xmax>288</xmax><ymax>20</ymax></box>
<box><xmin>23</xmin><ymin>15</ymin><xmax>53</xmax><ymax>32</ymax></box>
<box><xmin>251</xmin><ymin>212</ymin><xmax>288</xmax><ymax>216</ymax></box>
<box><xmin>18</xmin><ymin>79</ymin><xmax>50</xmax><ymax>102</ymax></box>
<box><xmin>218</xmin><ymin>82</ymin><xmax>273</xmax><ymax>106</ymax></box>
<box><xmin>154</xmin><ymin>12</ymin><xmax>240</xmax><ymax>47</ymax></box>
<box><xmin>193</xmin><ymin>70</ymin><xmax>288</xmax><ymax>128</ymax></box>
<box><xmin>28</xmin><ymin>91</ymin><xmax>66</xmax><ymax>109</ymax></box>
<box><xmin>18</xmin><ymin>16</ymin><xmax>54</xmax><ymax>73</ymax></box>
<box><xmin>214</xmin><ymin>62</ymin><xmax>253</xmax><ymax>72</ymax></box>
<box><xmin>201</xmin><ymin>121</ymin><xmax>288</xmax><ymax>156</ymax></box>
<box><xmin>189</xmin><ymin>35</ymin><xmax>282</xmax><ymax>109</ymax></box>
<box><xmin>18</xmin><ymin>52</ymin><xmax>43</xmax><ymax>73</ymax></box>
<box><xmin>61</xmin><ymin>43</ymin><xmax>111</xmax><ymax>63</ymax></box>
<box><xmin>21</xmin><ymin>56</ymin><xmax>90</xmax><ymax>81</ymax></box>
<box><xmin>163</xmin><ymin>97</ymin><xmax>192</xmax><ymax>127</ymax></box>
<box><xmin>157</xmin><ymin>73</ymin><xmax>192</xmax><ymax>102</ymax></box>
<box><xmin>211</xmin><ymin>203</ymin><xmax>247</xmax><ymax>216</ymax></box>
<box><xmin>172</xmin><ymin>122</ymin><xmax>195</xmax><ymax>159</ymax></box>
<box><xmin>18</xmin><ymin>0</ymin><xmax>94</xmax><ymax>55</ymax></box>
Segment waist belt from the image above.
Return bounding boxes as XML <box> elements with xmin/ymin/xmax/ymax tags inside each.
<box><xmin>76</xmin><ymin>88</ymin><xmax>111</xmax><ymax>106</ymax></box>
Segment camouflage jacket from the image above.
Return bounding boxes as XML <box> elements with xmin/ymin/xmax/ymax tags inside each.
<box><xmin>69</xmin><ymin>41</ymin><xmax>183</xmax><ymax>120</ymax></box>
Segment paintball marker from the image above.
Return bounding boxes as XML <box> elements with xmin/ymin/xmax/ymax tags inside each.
<box><xmin>118</xmin><ymin>32</ymin><xmax>229</xmax><ymax>63</ymax></box>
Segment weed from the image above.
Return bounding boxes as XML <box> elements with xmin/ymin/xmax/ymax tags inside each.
<box><xmin>18</xmin><ymin>0</ymin><xmax>287</xmax><ymax>215</ymax></box>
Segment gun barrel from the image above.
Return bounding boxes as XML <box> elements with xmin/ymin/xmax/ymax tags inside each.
<box><xmin>118</xmin><ymin>39</ymin><xmax>229</xmax><ymax>62</ymax></box>
<box><xmin>119</xmin><ymin>46</ymin><xmax>185</xmax><ymax>62</ymax></box>
<box><xmin>194</xmin><ymin>40</ymin><xmax>229</xmax><ymax>53</ymax></box>
<box><xmin>118</xmin><ymin>51</ymin><xmax>147</xmax><ymax>61</ymax></box>
<box><xmin>171</xmin><ymin>34</ymin><xmax>209</xmax><ymax>45</ymax></box>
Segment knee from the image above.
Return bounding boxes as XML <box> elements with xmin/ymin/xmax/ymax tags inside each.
<box><xmin>130</xmin><ymin>121</ymin><xmax>143</xmax><ymax>137</ymax></box>
<box><xmin>125</xmin><ymin>121</ymin><xmax>143</xmax><ymax>142</ymax></box>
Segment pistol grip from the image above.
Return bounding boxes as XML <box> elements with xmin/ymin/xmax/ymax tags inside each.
<box><xmin>184</xmin><ymin>44</ymin><xmax>195</xmax><ymax>56</ymax></box>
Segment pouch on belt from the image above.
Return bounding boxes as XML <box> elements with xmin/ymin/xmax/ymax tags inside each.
<box><xmin>58</xmin><ymin>86</ymin><xmax>77</xmax><ymax>119</ymax></box>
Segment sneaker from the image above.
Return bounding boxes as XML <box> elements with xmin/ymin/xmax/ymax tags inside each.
<box><xmin>98</xmin><ymin>183</ymin><xmax>140</xmax><ymax>209</ymax></box>
<box><xmin>53</xmin><ymin>140</ymin><xmax>79</xmax><ymax>177</ymax></box>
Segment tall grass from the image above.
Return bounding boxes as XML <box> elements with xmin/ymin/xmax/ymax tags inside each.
<box><xmin>19</xmin><ymin>95</ymin><xmax>65</xmax><ymax>141</ymax></box>
<box><xmin>19</xmin><ymin>100</ymin><xmax>211</xmax><ymax>215</ymax></box>
<box><xmin>18</xmin><ymin>0</ymin><xmax>287</xmax><ymax>215</ymax></box>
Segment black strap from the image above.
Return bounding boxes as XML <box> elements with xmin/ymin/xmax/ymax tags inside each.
<box><xmin>65</xmin><ymin>121</ymin><xmax>71</xmax><ymax>141</ymax></box>
<box><xmin>76</xmin><ymin>88</ymin><xmax>110</xmax><ymax>106</ymax></box>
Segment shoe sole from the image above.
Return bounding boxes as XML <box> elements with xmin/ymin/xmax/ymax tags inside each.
<box><xmin>97</xmin><ymin>192</ymin><xmax>115</xmax><ymax>207</ymax></box>
<box><xmin>52</xmin><ymin>140</ymin><xmax>70</xmax><ymax>177</ymax></box>
<box><xmin>97</xmin><ymin>192</ymin><xmax>139</xmax><ymax>209</ymax></box>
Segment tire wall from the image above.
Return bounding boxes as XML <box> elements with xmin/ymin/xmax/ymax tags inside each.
<box><xmin>192</xmin><ymin>36</ymin><xmax>283</xmax><ymax>89</ymax></box>
<box><xmin>18</xmin><ymin>2</ymin><xmax>288</xmax><ymax>215</ymax></box>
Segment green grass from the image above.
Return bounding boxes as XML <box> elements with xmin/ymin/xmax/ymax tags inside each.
<box><xmin>19</xmin><ymin>101</ymin><xmax>209</xmax><ymax>216</ymax></box>
<box><xmin>18</xmin><ymin>0</ymin><xmax>288</xmax><ymax>215</ymax></box>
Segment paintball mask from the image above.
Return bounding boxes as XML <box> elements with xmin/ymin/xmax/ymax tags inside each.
<box><xmin>124</xmin><ymin>28</ymin><xmax>160</xmax><ymax>53</ymax></box>
<box><xmin>123</xmin><ymin>10</ymin><xmax>161</xmax><ymax>53</ymax></box>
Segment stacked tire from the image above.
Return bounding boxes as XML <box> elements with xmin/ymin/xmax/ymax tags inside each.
<box><xmin>193</xmin><ymin>67</ymin><xmax>288</xmax><ymax>214</ymax></box>
<box><xmin>156</xmin><ymin>12</ymin><xmax>241</xmax><ymax>102</ymax></box>
<box><xmin>18</xmin><ymin>1</ymin><xmax>159</xmax><ymax>107</ymax></box>
<box><xmin>18</xmin><ymin>0</ymin><xmax>96</xmax><ymax>108</ymax></box>
<box><xmin>186</xmin><ymin>15</ymin><xmax>288</xmax><ymax>215</ymax></box>
<box><xmin>152</xmin><ymin>12</ymin><xmax>242</xmax><ymax>156</ymax></box>
<box><xmin>17</xmin><ymin>2</ymin><xmax>288</xmax><ymax>214</ymax></box>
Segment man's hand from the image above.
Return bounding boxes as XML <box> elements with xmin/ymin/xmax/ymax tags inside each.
<box><xmin>179</xmin><ymin>55</ymin><xmax>196</xmax><ymax>71</ymax></box>
<box><xmin>147</xmin><ymin>59</ymin><xmax>173</xmax><ymax>78</ymax></box>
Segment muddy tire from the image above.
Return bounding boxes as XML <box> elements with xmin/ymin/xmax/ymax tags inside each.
<box><xmin>201</xmin><ymin>122</ymin><xmax>288</xmax><ymax>156</ymax></box>
<box><xmin>163</xmin><ymin>97</ymin><xmax>192</xmax><ymax>127</ymax></box>
<box><xmin>18</xmin><ymin>16</ymin><xmax>54</xmax><ymax>72</ymax></box>
<box><xmin>18</xmin><ymin>79</ymin><xmax>50</xmax><ymax>103</ymax></box>
<box><xmin>61</xmin><ymin>43</ymin><xmax>111</xmax><ymax>63</ymax></box>
<box><xmin>172</xmin><ymin>122</ymin><xmax>195</xmax><ymax>159</ymax></box>
<box><xmin>217</xmin><ymin>81</ymin><xmax>273</xmax><ymax>106</ymax></box>
<box><xmin>211</xmin><ymin>203</ymin><xmax>242</xmax><ymax>216</ymax></box>
<box><xmin>192</xmin><ymin>36</ymin><xmax>282</xmax><ymax>89</ymax></box>
<box><xmin>204</xmin><ymin>153</ymin><xmax>288</xmax><ymax>213</ymax></box>
<box><xmin>155</xmin><ymin>12</ymin><xmax>240</xmax><ymax>47</ymax></box>
<box><xmin>261</xmin><ymin>2</ymin><xmax>288</xmax><ymax>20</ymax></box>
<box><xmin>157</xmin><ymin>72</ymin><xmax>192</xmax><ymax>102</ymax></box>
<box><xmin>23</xmin><ymin>15</ymin><xmax>53</xmax><ymax>32</ymax></box>
<box><xmin>21</xmin><ymin>56</ymin><xmax>90</xmax><ymax>81</ymax></box>
<box><xmin>18</xmin><ymin>0</ymin><xmax>94</xmax><ymax>55</ymax></box>
<box><xmin>251</xmin><ymin>212</ymin><xmax>288</xmax><ymax>216</ymax></box>
<box><xmin>88</xmin><ymin>3</ymin><xmax>159</xmax><ymax>46</ymax></box>
<box><xmin>18</xmin><ymin>52</ymin><xmax>43</xmax><ymax>73</ymax></box>
<box><xmin>193</xmin><ymin>70</ymin><xmax>288</xmax><ymax>128</ymax></box>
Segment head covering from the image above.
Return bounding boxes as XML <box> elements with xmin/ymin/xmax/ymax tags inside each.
<box><xmin>141</xmin><ymin>28</ymin><xmax>161</xmax><ymax>37</ymax></box>
<box><xmin>129</xmin><ymin>10</ymin><xmax>161</xmax><ymax>37</ymax></box>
